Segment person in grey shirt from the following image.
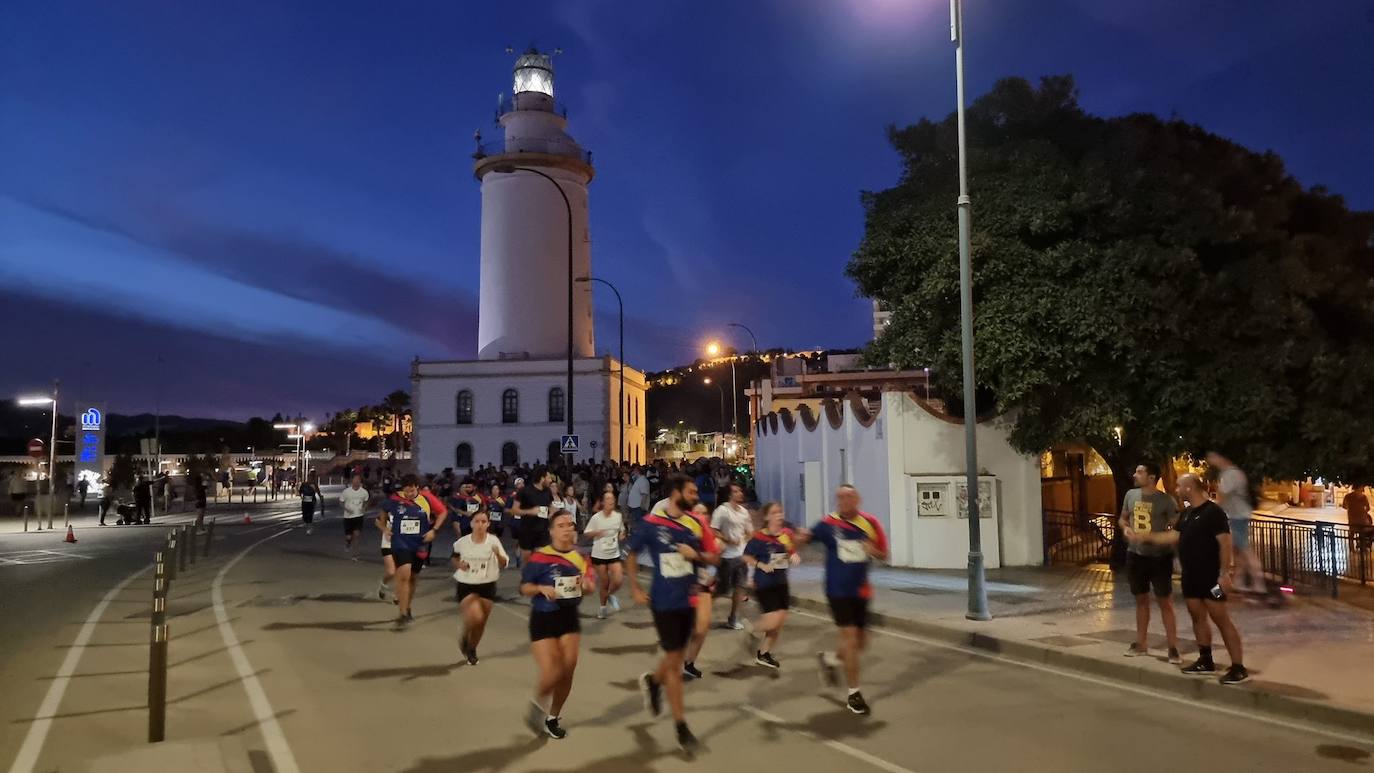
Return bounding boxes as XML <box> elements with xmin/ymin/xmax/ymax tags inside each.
<box><xmin>1120</xmin><ymin>461</ymin><xmax>1182</xmax><ymax>663</ymax></box>
<box><xmin>1207</xmin><ymin>452</ymin><xmax>1263</xmax><ymax>592</ymax></box>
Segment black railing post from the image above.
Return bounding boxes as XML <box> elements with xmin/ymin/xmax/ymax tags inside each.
<box><xmin>1280</xmin><ymin>524</ymin><xmax>1291</xmax><ymax>584</ymax></box>
<box><xmin>185</xmin><ymin>524</ymin><xmax>196</xmax><ymax>567</ymax></box>
<box><xmin>148</xmin><ymin>550</ymin><xmax>169</xmax><ymax>743</ymax></box>
<box><xmin>203</xmin><ymin>518</ymin><xmax>215</xmax><ymax>558</ymax></box>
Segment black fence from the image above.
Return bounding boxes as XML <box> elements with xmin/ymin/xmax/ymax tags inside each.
<box><xmin>1043</xmin><ymin>509</ymin><xmax>1116</xmax><ymax>565</ymax></box>
<box><xmin>1248</xmin><ymin>516</ymin><xmax>1372</xmax><ymax>597</ymax></box>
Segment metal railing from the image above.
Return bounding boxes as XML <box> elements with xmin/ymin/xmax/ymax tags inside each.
<box><xmin>1043</xmin><ymin>508</ymin><xmax>1116</xmax><ymax>565</ymax></box>
<box><xmin>496</xmin><ymin>95</ymin><xmax>570</xmax><ymax>119</ymax></box>
<box><xmin>473</xmin><ymin>138</ymin><xmax>592</xmax><ymax>165</ymax></box>
<box><xmin>1248</xmin><ymin>516</ymin><xmax>1371</xmax><ymax>597</ymax></box>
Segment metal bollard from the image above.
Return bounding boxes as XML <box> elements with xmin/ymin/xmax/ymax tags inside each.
<box><xmin>166</xmin><ymin>534</ymin><xmax>178</xmax><ymax>582</ymax></box>
<box><xmin>187</xmin><ymin>524</ymin><xmax>196</xmax><ymax>566</ymax></box>
<box><xmin>179</xmin><ymin>525</ymin><xmax>190</xmax><ymax>572</ymax></box>
<box><xmin>148</xmin><ymin>551</ymin><xmax>169</xmax><ymax>743</ymax></box>
<box><xmin>203</xmin><ymin>518</ymin><xmax>216</xmax><ymax>558</ymax></box>
<box><xmin>23</xmin><ymin>502</ymin><xmax>29</xmax><ymax>533</ymax></box>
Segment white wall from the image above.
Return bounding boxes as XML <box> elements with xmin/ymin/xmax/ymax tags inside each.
<box><xmin>754</xmin><ymin>390</ymin><xmax>1043</xmax><ymax>569</ymax></box>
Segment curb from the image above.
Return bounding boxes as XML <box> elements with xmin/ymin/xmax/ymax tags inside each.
<box><xmin>788</xmin><ymin>593</ymin><xmax>1374</xmax><ymax>740</ymax></box>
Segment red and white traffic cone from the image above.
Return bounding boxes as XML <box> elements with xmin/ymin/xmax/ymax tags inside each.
<box><xmin>64</xmin><ymin>525</ymin><xmax>77</xmax><ymax>543</ymax></box>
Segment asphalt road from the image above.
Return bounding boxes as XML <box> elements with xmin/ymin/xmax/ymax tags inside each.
<box><xmin>3</xmin><ymin>510</ymin><xmax>1371</xmax><ymax>773</ymax></box>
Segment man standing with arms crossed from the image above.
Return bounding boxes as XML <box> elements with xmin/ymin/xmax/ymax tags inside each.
<box><xmin>1119</xmin><ymin>462</ymin><xmax>1182</xmax><ymax>663</ymax></box>
<box><xmin>798</xmin><ymin>484</ymin><xmax>887</xmax><ymax>716</ymax></box>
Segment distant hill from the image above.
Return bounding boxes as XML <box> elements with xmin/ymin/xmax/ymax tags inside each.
<box><xmin>104</xmin><ymin>413</ymin><xmax>248</xmax><ymax>436</ymax></box>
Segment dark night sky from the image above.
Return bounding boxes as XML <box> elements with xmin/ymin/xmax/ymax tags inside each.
<box><xmin>2</xmin><ymin>1</ymin><xmax>1369</xmax><ymax>420</ymax></box>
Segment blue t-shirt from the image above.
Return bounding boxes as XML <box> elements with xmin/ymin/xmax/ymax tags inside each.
<box><xmin>521</xmin><ymin>546</ymin><xmax>589</xmax><ymax>613</ymax></box>
<box><xmin>486</xmin><ymin>495</ymin><xmax>506</xmax><ymax>524</ymax></box>
<box><xmin>383</xmin><ymin>494</ymin><xmax>437</xmax><ymax>553</ymax></box>
<box><xmin>743</xmin><ymin>529</ymin><xmax>796</xmax><ymax>590</ymax></box>
<box><xmin>448</xmin><ymin>494</ymin><xmax>482</xmax><ymax>534</ymax></box>
<box><xmin>810</xmin><ymin>512</ymin><xmax>888</xmax><ymax>599</ymax></box>
<box><xmin>627</xmin><ymin>512</ymin><xmax>707</xmax><ymax>611</ymax></box>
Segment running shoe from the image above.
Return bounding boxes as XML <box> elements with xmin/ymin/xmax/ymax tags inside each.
<box><xmin>543</xmin><ymin>717</ymin><xmax>567</xmax><ymax>740</ymax></box>
<box><xmin>609</xmin><ymin>595</ymin><xmax>621</xmax><ymax>612</ymax></box>
<box><xmin>466</xmin><ymin>648</ymin><xmax>479</xmax><ymax>666</ymax></box>
<box><xmin>816</xmin><ymin>651</ymin><xmax>839</xmax><ymax>688</ymax></box>
<box><xmin>525</xmin><ymin>699</ymin><xmax>546</xmax><ymax>736</ymax></box>
<box><xmin>726</xmin><ymin>618</ymin><xmax>745</xmax><ymax>631</ymax></box>
<box><xmin>755</xmin><ymin>651</ymin><xmax>781</xmax><ymax>670</ymax></box>
<box><xmin>682</xmin><ymin>661</ymin><xmax>703</xmax><ymax>681</ymax></box>
<box><xmin>597</xmin><ymin>605</ymin><xmax>608</xmax><ymax>619</ymax></box>
<box><xmin>675</xmin><ymin>722</ymin><xmax>699</xmax><ymax>753</ymax></box>
<box><xmin>1181</xmin><ymin>658</ymin><xmax>1216</xmax><ymax>676</ymax></box>
<box><xmin>1167</xmin><ymin>647</ymin><xmax>1182</xmax><ymax>665</ymax></box>
<box><xmin>394</xmin><ymin>613</ymin><xmax>410</xmax><ymax>629</ymax></box>
<box><xmin>639</xmin><ymin>672</ymin><xmax>663</xmax><ymax>717</ymax></box>
<box><xmin>1124</xmin><ymin>643</ymin><xmax>1148</xmax><ymax>657</ymax></box>
<box><xmin>846</xmin><ymin>691</ymin><xmax>871</xmax><ymax>716</ymax></box>
<box><xmin>1219</xmin><ymin>664</ymin><xmax>1250</xmax><ymax>685</ymax></box>
<box><xmin>377</xmin><ymin>585</ymin><xmax>388</xmax><ymax>601</ymax></box>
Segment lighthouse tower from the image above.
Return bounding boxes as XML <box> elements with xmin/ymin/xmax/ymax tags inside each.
<box><xmin>474</xmin><ymin>48</ymin><xmax>595</xmax><ymax>361</ymax></box>
<box><xmin>411</xmin><ymin>49</ymin><xmax>648</xmax><ymax>474</ymax></box>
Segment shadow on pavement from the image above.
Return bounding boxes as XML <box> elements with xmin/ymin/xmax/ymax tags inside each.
<box><xmin>350</xmin><ymin>662</ymin><xmax>463</xmax><ymax>681</ymax></box>
<box><xmin>588</xmin><ymin>643</ymin><xmax>658</xmax><ymax>657</ymax></box>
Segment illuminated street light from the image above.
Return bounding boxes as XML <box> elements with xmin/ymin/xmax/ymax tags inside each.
<box><xmin>17</xmin><ymin>396</ymin><xmax>54</xmax><ymax>406</ymax></box>
<box><xmin>15</xmin><ymin>381</ymin><xmax>59</xmax><ymax>528</ymax></box>
<box><xmin>705</xmin><ymin>342</ymin><xmax>721</xmax><ymax>357</ymax></box>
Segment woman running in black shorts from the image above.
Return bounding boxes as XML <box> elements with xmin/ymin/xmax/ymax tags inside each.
<box><xmin>741</xmin><ymin>502</ymin><xmax>799</xmax><ymax>669</ymax></box>
<box><xmin>521</xmin><ymin>509</ymin><xmax>594</xmax><ymax>739</ymax></box>
<box><xmin>452</xmin><ymin>510</ymin><xmax>508</xmax><ymax>665</ymax></box>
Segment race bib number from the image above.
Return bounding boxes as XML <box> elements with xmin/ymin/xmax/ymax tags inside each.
<box><xmin>696</xmin><ymin>565</ymin><xmax>717</xmax><ymax>585</ymax></box>
<box><xmin>1131</xmin><ymin>501</ymin><xmax>1152</xmax><ymax>533</ymax></box>
<box><xmin>538</xmin><ymin>506</ymin><xmax>549</xmax><ymax>519</ymax></box>
<box><xmin>660</xmin><ymin>552</ymin><xmax>693</xmax><ymax>579</ymax></box>
<box><xmin>837</xmin><ymin>539</ymin><xmax>867</xmax><ymax>564</ymax></box>
<box><xmin>489</xmin><ymin>512</ymin><xmax>502</xmax><ymax>522</ymax></box>
<box><xmin>769</xmin><ymin>552</ymin><xmax>791</xmax><ymax>570</ymax></box>
<box><xmin>554</xmin><ymin>575</ymin><xmax>582</xmax><ymax>599</ymax></box>
<box><xmin>461</xmin><ymin>561</ymin><xmax>489</xmax><ymax>580</ymax></box>
<box><xmin>466</xmin><ymin>502</ymin><xmax>479</xmax><ymax>514</ymax></box>
<box><xmin>399</xmin><ymin>519</ymin><xmax>422</xmax><ymax>535</ymax></box>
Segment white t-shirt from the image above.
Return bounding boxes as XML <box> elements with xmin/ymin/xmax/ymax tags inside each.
<box><xmin>340</xmin><ymin>486</ymin><xmax>370</xmax><ymax>519</ymax></box>
<box><xmin>584</xmin><ymin>510</ymin><xmax>624</xmax><ymax>560</ymax></box>
<box><xmin>452</xmin><ymin>534</ymin><xmax>507</xmax><ymax>585</ymax></box>
<box><xmin>711</xmin><ymin>503</ymin><xmax>752</xmax><ymax>559</ymax></box>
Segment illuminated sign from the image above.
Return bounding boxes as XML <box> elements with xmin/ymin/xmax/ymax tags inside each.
<box><xmin>75</xmin><ymin>403</ymin><xmax>106</xmax><ymax>481</ymax></box>
<box><xmin>81</xmin><ymin>408</ymin><xmax>103</xmax><ymax>431</ymax></box>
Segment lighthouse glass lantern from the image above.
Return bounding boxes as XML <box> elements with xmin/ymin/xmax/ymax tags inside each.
<box><xmin>512</xmin><ymin>51</ymin><xmax>554</xmax><ymax>97</ymax></box>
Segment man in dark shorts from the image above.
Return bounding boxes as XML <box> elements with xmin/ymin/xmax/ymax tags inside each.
<box><xmin>299</xmin><ymin>471</ymin><xmax>323</xmax><ymax>535</ymax></box>
<box><xmin>339</xmin><ymin>475</ymin><xmax>371</xmax><ymax>559</ymax></box>
<box><xmin>379</xmin><ymin>475</ymin><xmax>447</xmax><ymax>627</ymax></box>
<box><xmin>627</xmin><ymin>474</ymin><xmax>713</xmax><ymax>753</ymax></box>
<box><xmin>1119</xmin><ymin>462</ymin><xmax>1181</xmax><ymax>663</ymax></box>
<box><xmin>798</xmin><ymin>484</ymin><xmax>887</xmax><ymax>716</ymax></box>
<box><xmin>1139</xmin><ymin>473</ymin><xmax>1248</xmax><ymax>684</ymax></box>
<box><xmin>512</xmin><ymin>467</ymin><xmax>555</xmax><ymax>567</ymax></box>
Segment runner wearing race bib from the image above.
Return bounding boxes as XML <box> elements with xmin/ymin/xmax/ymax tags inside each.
<box><xmin>680</xmin><ymin>503</ymin><xmax>723</xmax><ymax>681</ymax></box>
<box><xmin>339</xmin><ymin>474</ymin><xmax>371</xmax><ymax>558</ymax></box>
<box><xmin>742</xmin><ymin>502</ymin><xmax>800</xmax><ymax>670</ymax></box>
<box><xmin>520</xmin><ymin>509</ymin><xmax>594</xmax><ymax>741</ymax></box>
<box><xmin>299</xmin><ymin>472</ymin><xmax>324</xmax><ymax>535</ymax></box>
<box><xmin>452</xmin><ymin>510</ymin><xmax>508</xmax><ymax>665</ymax></box>
<box><xmin>626</xmin><ymin>474</ymin><xmax>711</xmax><ymax>753</ymax></box>
<box><xmin>380</xmin><ymin>475</ymin><xmax>448</xmax><ymax>628</ymax></box>
<box><xmin>513</xmin><ymin>467</ymin><xmax>556</xmax><ymax>564</ymax></box>
<box><xmin>485</xmin><ymin>483</ymin><xmax>508</xmax><ymax>541</ymax></box>
<box><xmin>797</xmin><ymin>484</ymin><xmax>888</xmax><ymax>716</ymax></box>
<box><xmin>447</xmin><ymin>480</ymin><xmax>483</xmax><ymax>539</ymax></box>
<box><xmin>584</xmin><ymin>491</ymin><xmax>626</xmax><ymax>619</ymax></box>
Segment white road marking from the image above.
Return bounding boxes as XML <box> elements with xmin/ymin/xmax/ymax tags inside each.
<box><xmin>0</xmin><ymin>550</ymin><xmax>95</xmax><ymax>566</ymax></box>
<box><xmin>790</xmin><ymin>608</ymin><xmax>1374</xmax><ymax>747</ymax></box>
<box><xmin>740</xmin><ymin>705</ymin><xmax>919</xmax><ymax>773</ymax></box>
<box><xmin>6</xmin><ymin>564</ymin><xmax>149</xmax><ymax>773</ymax></box>
<box><xmin>212</xmin><ymin>527</ymin><xmax>301</xmax><ymax>773</ymax></box>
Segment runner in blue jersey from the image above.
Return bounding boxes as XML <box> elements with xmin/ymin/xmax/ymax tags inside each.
<box><xmin>796</xmin><ymin>484</ymin><xmax>888</xmax><ymax>715</ymax></box>
<box><xmin>447</xmin><ymin>479</ymin><xmax>483</xmax><ymax>540</ymax></box>
<box><xmin>741</xmin><ymin>502</ymin><xmax>800</xmax><ymax>669</ymax></box>
<box><xmin>626</xmin><ymin>474</ymin><xmax>714</xmax><ymax>753</ymax></box>
<box><xmin>380</xmin><ymin>475</ymin><xmax>448</xmax><ymax>628</ymax></box>
<box><xmin>521</xmin><ymin>509</ymin><xmax>595</xmax><ymax>740</ymax></box>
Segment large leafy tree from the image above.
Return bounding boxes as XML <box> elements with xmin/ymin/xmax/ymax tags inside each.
<box><xmin>848</xmin><ymin>75</ymin><xmax>1374</xmax><ymax>500</ymax></box>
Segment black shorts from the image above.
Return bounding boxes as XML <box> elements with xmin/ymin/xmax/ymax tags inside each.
<box><xmin>827</xmin><ymin>596</ymin><xmax>869</xmax><ymax>629</ymax></box>
<box><xmin>518</xmin><ymin>521</ymin><xmax>550</xmax><ymax>551</ymax></box>
<box><xmin>1180</xmin><ymin>571</ymin><xmax>1224</xmax><ymax>601</ymax></box>
<box><xmin>343</xmin><ymin>517</ymin><xmax>364</xmax><ymax>535</ymax></box>
<box><xmin>381</xmin><ymin>547</ymin><xmax>393</xmax><ymax>557</ymax></box>
<box><xmin>529</xmin><ymin>605</ymin><xmax>581</xmax><ymax>641</ymax></box>
<box><xmin>591</xmin><ymin>556</ymin><xmax>622</xmax><ymax>566</ymax></box>
<box><xmin>652</xmin><ymin>608</ymin><xmax>695</xmax><ymax>652</ymax></box>
<box><xmin>391</xmin><ymin>550</ymin><xmax>424</xmax><ymax>573</ymax></box>
<box><xmin>1126</xmin><ymin>552</ymin><xmax>1174</xmax><ymax>597</ymax></box>
<box><xmin>487</xmin><ymin>522</ymin><xmax>505</xmax><ymax>537</ymax></box>
<box><xmin>714</xmin><ymin>557</ymin><xmax>748</xmax><ymax>596</ymax></box>
<box><xmin>456</xmin><ymin>582</ymin><xmax>496</xmax><ymax>601</ymax></box>
<box><xmin>756</xmin><ymin>584</ymin><xmax>790</xmax><ymax>614</ymax></box>
<box><xmin>301</xmin><ymin>503</ymin><xmax>315</xmax><ymax>523</ymax></box>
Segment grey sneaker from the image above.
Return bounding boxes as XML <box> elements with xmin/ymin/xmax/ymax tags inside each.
<box><xmin>1124</xmin><ymin>643</ymin><xmax>1148</xmax><ymax>657</ymax></box>
<box><xmin>816</xmin><ymin>651</ymin><xmax>839</xmax><ymax>688</ymax></box>
<box><xmin>1167</xmin><ymin>647</ymin><xmax>1182</xmax><ymax>665</ymax></box>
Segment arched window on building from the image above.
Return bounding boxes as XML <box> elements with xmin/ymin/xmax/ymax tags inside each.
<box><xmin>455</xmin><ymin>443</ymin><xmax>473</xmax><ymax>468</ymax></box>
<box><xmin>456</xmin><ymin>390</ymin><xmax>473</xmax><ymax>425</ymax></box>
<box><xmin>501</xmin><ymin>442</ymin><xmax>519</xmax><ymax>467</ymax></box>
<box><xmin>548</xmin><ymin>387</ymin><xmax>565</xmax><ymax>423</ymax></box>
<box><xmin>502</xmin><ymin>389</ymin><xmax>519</xmax><ymax>424</ymax></box>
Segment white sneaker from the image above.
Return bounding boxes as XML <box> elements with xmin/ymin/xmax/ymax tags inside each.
<box><xmin>609</xmin><ymin>595</ymin><xmax>621</xmax><ymax>612</ymax></box>
<box><xmin>597</xmin><ymin>605</ymin><xmax>608</xmax><ymax>619</ymax></box>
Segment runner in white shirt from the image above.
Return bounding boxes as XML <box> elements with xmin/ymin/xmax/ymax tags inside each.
<box><xmin>339</xmin><ymin>475</ymin><xmax>371</xmax><ymax>559</ymax></box>
<box><xmin>583</xmin><ymin>491</ymin><xmax>626</xmax><ymax>619</ymax></box>
<box><xmin>711</xmin><ymin>484</ymin><xmax>754</xmax><ymax>629</ymax></box>
<box><xmin>452</xmin><ymin>510</ymin><xmax>509</xmax><ymax>665</ymax></box>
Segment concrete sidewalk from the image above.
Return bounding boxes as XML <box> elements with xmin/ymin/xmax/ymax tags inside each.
<box><xmin>784</xmin><ymin>554</ymin><xmax>1374</xmax><ymax>737</ymax></box>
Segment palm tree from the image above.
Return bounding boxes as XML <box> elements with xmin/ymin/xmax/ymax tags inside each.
<box><xmin>380</xmin><ymin>391</ymin><xmax>411</xmax><ymax>456</ymax></box>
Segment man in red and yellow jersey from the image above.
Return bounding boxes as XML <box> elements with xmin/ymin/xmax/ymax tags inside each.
<box><xmin>380</xmin><ymin>475</ymin><xmax>448</xmax><ymax>627</ymax></box>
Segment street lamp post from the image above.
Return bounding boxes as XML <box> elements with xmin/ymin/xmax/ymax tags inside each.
<box><xmin>17</xmin><ymin>380</ymin><xmax>59</xmax><ymax>527</ymax></box>
<box><xmin>495</xmin><ymin>165</ymin><xmax>575</xmax><ymax>466</ymax></box>
<box><xmin>952</xmin><ymin>0</ymin><xmax>991</xmax><ymax>621</ymax></box>
<box><xmin>577</xmin><ymin>276</ymin><xmax>624</xmax><ymax>463</ymax></box>
<box><xmin>705</xmin><ymin>342</ymin><xmax>739</xmax><ymax>436</ymax></box>
<box><xmin>725</xmin><ymin>322</ymin><xmax>759</xmax><ymax>435</ymax></box>
<box><xmin>703</xmin><ymin>378</ymin><xmax>726</xmax><ymax>435</ymax></box>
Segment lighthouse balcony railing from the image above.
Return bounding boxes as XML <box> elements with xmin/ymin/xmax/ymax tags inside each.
<box><xmin>497</xmin><ymin>95</ymin><xmax>571</xmax><ymax>119</ymax></box>
<box><xmin>473</xmin><ymin>138</ymin><xmax>592</xmax><ymax>165</ymax></box>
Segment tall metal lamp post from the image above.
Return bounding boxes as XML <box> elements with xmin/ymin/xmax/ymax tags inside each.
<box><xmin>577</xmin><ymin>275</ymin><xmax>624</xmax><ymax>462</ymax></box>
<box><xmin>17</xmin><ymin>380</ymin><xmax>59</xmax><ymax>525</ymax></box>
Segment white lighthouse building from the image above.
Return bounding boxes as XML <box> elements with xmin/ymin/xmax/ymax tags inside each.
<box><xmin>412</xmin><ymin>49</ymin><xmax>648</xmax><ymax>473</ymax></box>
